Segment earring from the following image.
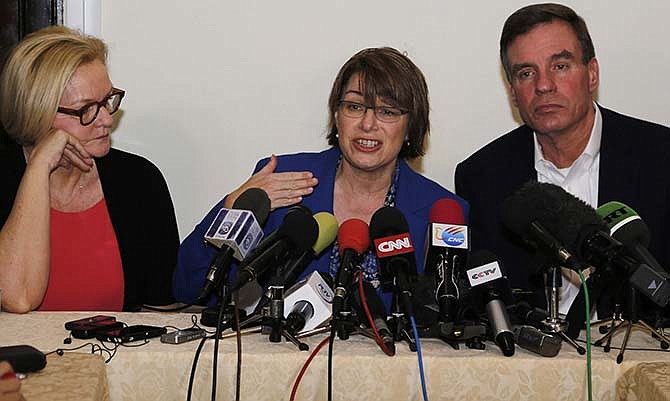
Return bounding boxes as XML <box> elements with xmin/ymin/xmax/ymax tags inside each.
<box><xmin>336</xmin><ymin>133</ymin><xmax>340</xmax><ymax>139</ymax></box>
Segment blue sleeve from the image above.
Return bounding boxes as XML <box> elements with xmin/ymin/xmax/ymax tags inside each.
<box><xmin>172</xmin><ymin>197</ymin><xmax>228</xmax><ymax>304</ymax></box>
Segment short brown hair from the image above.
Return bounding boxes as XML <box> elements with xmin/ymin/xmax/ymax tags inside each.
<box><xmin>326</xmin><ymin>47</ymin><xmax>429</xmax><ymax>159</ymax></box>
<box><xmin>500</xmin><ymin>3</ymin><xmax>595</xmax><ymax>82</ymax></box>
<box><xmin>0</xmin><ymin>26</ymin><xmax>107</xmax><ymax>145</ymax></box>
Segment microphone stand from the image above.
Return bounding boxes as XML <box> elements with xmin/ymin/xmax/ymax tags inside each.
<box><xmin>541</xmin><ymin>266</ymin><xmax>586</xmax><ymax>354</ymax></box>
<box><xmin>593</xmin><ymin>285</ymin><xmax>670</xmax><ymax>363</ymax></box>
<box><xmin>226</xmin><ymin>285</ymin><xmax>309</xmax><ymax>351</ymax></box>
<box><xmin>387</xmin><ymin>294</ymin><xmax>417</xmax><ymax>352</ymax></box>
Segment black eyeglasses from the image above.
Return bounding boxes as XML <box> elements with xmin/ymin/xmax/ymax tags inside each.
<box><xmin>338</xmin><ymin>100</ymin><xmax>408</xmax><ymax>123</ymax></box>
<box><xmin>57</xmin><ymin>87</ymin><xmax>125</xmax><ymax>126</ymax></box>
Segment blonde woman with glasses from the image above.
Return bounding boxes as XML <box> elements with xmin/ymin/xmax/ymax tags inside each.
<box><xmin>0</xmin><ymin>26</ymin><xmax>179</xmax><ymax>313</ymax></box>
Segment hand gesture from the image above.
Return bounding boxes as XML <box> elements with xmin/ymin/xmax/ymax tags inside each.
<box><xmin>225</xmin><ymin>155</ymin><xmax>318</xmax><ymax>210</ymax></box>
<box><xmin>26</xmin><ymin>129</ymin><xmax>93</xmax><ymax>173</ymax></box>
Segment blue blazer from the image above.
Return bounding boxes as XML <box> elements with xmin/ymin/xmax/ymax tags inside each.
<box><xmin>174</xmin><ymin>147</ymin><xmax>469</xmax><ymax>310</ymax></box>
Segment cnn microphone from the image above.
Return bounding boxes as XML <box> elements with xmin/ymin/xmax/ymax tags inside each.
<box><xmin>283</xmin><ymin>271</ymin><xmax>335</xmax><ymax>334</ymax></box>
<box><xmin>370</xmin><ymin>206</ymin><xmax>417</xmax><ymax>318</ymax></box>
<box><xmin>333</xmin><ymin>219</ymin><xmax>370</xmax><ymax>316</ymax></box>
<box><xmin>597</xmin><ymin>201</ymin><xmax>670</xmax><ymax>307</ymax></box>
<box><xmin>466</xmin><ymin>250</ymin><xmax>515</xmax><ymax>356</ymax></box>
<box><xmin>197</xmin><ymin>188</ymin><xmax>270</xmax><ymax>303</ymax></box>
<box><xmin>232</xmin><ymin>205</ymin><xmax>318</xmax><ymax>292</ymax></box>
<box><xmin>353</xmin><ymin>280</ymin><xmax>396</xmax><ymax>355</ymax></box>
<box><xmin>425</xmin><ymin>198</ymin><xmax>469</xmax><ymax>324</ymax></box>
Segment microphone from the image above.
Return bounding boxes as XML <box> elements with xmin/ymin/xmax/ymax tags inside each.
<box><xmin>370</xmin><ymin>206</ymin><xmax>417</xmax><ymax>318</ymax></box>
<box><xmin>501</xmin><ymin>181</ymin><xmax>596</xmax><ymax>272</ymax></box>
<box><xmin>466</xmin><ymin>250</ymin><xmax>515</xmax><ymax>356</ymax></box>
<box><xmin>232</xmin><ymin>205</ymin><xmax>318</xmax><ymax>292</ymax></box>
<box><xmin>597</xmin><ymin>202</ymin><xmax>670</xmax><ymax>307</ymax></box>
<box><xmin>333</xmin><ymin>219</ymin><xmax>370</xmax><ymax>316</ymax></box>
<box><xmin>514</xmin><ymin>326</ymin><xmax>561</xmax><ymax>357</ymax></box>
<box><xmin>278</xmin><ymin>212</ymin><xmax>339</xmax><ymax>288</ymax></box>
<box><xmin>198</xmin><ymin>188</ymin><xmax>270</xmax><ymax>303</ymax></box>
<box><xmin>424</xmin><ymin>198</ymin><xmax>469</xmax><ymax>324</ymax></box>
<box><xmin>283</xmin><ymin>271</ymin><xmax>335</xmax><ymax>334</ymax></box>
<box><xmin>353</xmin><ymin>280</ymin><xmax>396</xmax><ymax>355</ymax></box>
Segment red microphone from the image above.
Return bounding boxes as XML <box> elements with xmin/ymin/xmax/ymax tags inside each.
<box><xmin>333</xmin><ymin>219</ymin><xmax>370</xmax><ymax>316</ymax></box>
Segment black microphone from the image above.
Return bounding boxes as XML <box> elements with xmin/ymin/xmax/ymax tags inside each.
<box><xmin>333</xmin><ymin>219</ymin><xmax>370</xmax><ymax>316</ymax></box>
<box><xmin>424</xmin><ymin>198</ymin><xmax>469</xmax><ymax>324</ymax></box>
<box><xmin>370</xmin><ymin>206</ymin><xmax>417</xmax><ymax>318</ymax></box>
<box><xmin>501</xmin><ymin>182</ymin><xmax>595</xmax><ymax>272</ymax></box>
<box><xmin>504</xmin><ymin>182</ymin><xmax>669</xmax><ymax>308</ymax></box>
<box><xmin>197</xmin><ymin>188</ymin><xmax>270</xmax><ymax>303</ymax></box>
<box><xmin>232</xmin><ymin>205</ymin><xmax>318</xmax><ymax>292</ymax></box>
<box><xmin>466</xmin><ymin>250</ymin><xmax>515</xmax><ymax>357</ymax></box>
<box><xmin>353</xmin><ymin>280</ymin><xmax>396</xmax><ymax>355</ymax></box>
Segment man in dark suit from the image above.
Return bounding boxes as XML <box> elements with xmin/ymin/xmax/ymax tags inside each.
<box><xmin>455</xmin><ymin>3</ymin><xmax>670</xmax><ymax>318</ymax></box>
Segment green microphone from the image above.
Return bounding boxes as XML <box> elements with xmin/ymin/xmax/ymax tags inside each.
<box><xmin>596</xmin><ymin>201</ymin><xmax>670</xmax><ymax>307</ymax></box>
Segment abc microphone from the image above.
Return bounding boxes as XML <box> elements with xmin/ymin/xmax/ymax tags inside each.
<box><xmin>466</xmin><ymin>250</ymin><xmax>515</xmax><ymax>356</ymax></box>
<box><xmin>425</xmin><ymin>198</ymin><xmax>469</xmax><ymax>324</ymax></box>
<box><xmin>333</xmin><ymin>219</ymin><xmax>370</xmax><ymax>316</ymax></box>
<box><xmin>283</xmin><ymin>271</ymin><xmax>335</xmax><ymax>334</ymax></box>
<box><xmin>198</xmin><ymin>188</ymin><xmax>270</xmax><ymax>303</ymax></box>
<box><xmin>370</xmin><ymin>206</ymin><xmax>417</xmax><ymax>318</ymax></box>
<box><xmin>232</xmin><ymin>206</ymin><xmax>318</xmax><ymax>292</ymax></box>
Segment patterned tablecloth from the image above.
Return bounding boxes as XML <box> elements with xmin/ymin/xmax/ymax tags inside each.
<box><xmin>1</xmin><ymin>311</ymin><xmax>669</xmax><ymax>401</ymax></box>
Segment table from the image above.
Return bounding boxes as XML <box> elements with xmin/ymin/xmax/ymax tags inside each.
<box><xmin>1</xmin><ymin>312</ymin><xmax>669</xmax><ymax>401</ymax></box>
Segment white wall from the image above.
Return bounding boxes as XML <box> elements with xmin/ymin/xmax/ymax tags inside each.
<box><xmin>97</xmin><ymin>1</ymin><xmax>670</xmax><ymax>239</ymax></box>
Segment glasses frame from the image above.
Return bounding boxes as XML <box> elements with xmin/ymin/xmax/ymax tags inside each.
<box><xmin>337</xmin><ymin>100</ymin><xmax>409</xmax><ymax>123</ymax></box>
<box><xmin>57</xmin><ymin>87</ymin><xmax>126</xmax><ymax>126</ymax></box>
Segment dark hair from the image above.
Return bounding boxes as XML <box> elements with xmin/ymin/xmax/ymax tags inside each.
<box><xmin>326</xmin><ymin>47</ymin><xmax>429</xmax><ymax>159</ymax></box>
<box><xmin>500</xmin><ymin>3</ymin><xmax>595</xmax><ymax>81</ymax></box>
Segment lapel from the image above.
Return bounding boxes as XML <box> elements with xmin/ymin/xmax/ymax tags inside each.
<box><xmin>597</xmin><ymin>106</ymin><xmax>638</xmax><ymax>205</ymax></box>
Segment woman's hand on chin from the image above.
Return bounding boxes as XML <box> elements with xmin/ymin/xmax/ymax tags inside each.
<box><xmin>25</xmin><ymin>129</ymin><xmax>93</xmax><ymax>173</ymax></box>
<box><xmin>225</xmin><ymin>154</ymin><xmax>319</xmax><ymax>211</ymax></box>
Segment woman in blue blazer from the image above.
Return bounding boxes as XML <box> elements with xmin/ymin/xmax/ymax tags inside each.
<box><xmin>174</xmin><ymin>47</ymin><xmax>468</xmax><ymax>311</ymax></box>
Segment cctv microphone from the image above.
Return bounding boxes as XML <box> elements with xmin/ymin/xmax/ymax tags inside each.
<box><xmin>424</xmin><ymin>198</ymin><xmax>469</xmax><ymax>324</ymax></box>
<box><xmin>283</xmin><ymin>271</ymin><xmax>335</xmax><ymax>334</ymax></box>
<box><xmin>370</xmin><ymin>206</ymin><xmax>417</xmax><ymax>318</ymax></box>
<box><xmin>232</xmin><ymin>205</ymin><xmax>318</xmax><ymax>292</ymax></box>
<box><xmin>333</xmin><ymin>219</ymin><xmax>370</xmax><ymax>316</ymax></box>
<box><xmin>197</xmin><ymin>188</ymin><xmax>270</xmax><ymax>303</ymax></box>
<box><xmin>466</xmin><ymin>250</ymin><xmax>515</xmax><ymax>357</ymax></box>
<box><xmin>279</xmin><ymin>212</ymin><xmax>339</xmax><ymax>288</ymax></box>
<box><xmin>353</xmin><ymin>280</ymin><xmax>396</xmax><ymax>355</ymax></box>
<box><xmin>597</xmin><ymin>201</ymin><xmax>670</xmax><ymax>307</ymax></box>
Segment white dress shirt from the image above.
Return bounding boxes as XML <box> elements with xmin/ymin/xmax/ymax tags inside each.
<box><xmin>533</xmin><ymin>103</ymin><xmax>602</xmax><ymax>315</ymax></box>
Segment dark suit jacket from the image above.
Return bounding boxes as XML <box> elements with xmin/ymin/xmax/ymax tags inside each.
<box><xmin>455</xmin><ymin>106</ymin><xmax>670</xmax><ymax>311</ymax></box>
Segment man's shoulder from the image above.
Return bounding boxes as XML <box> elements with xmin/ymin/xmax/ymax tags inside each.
<box><xmin>601</xmin><ymin>107</ymin><xmax>670</xmax><ymax>138</ymax></box>
<box><xmin>458</xmin><ymin>125</ymin><xmax>533</xmax><ymax>170</ymax></box>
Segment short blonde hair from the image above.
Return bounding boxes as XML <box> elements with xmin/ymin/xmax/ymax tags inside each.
<box><xmin>0</xmin><ymin>25</ymin><xmax>107</xmax><ymax>145</ymax></box>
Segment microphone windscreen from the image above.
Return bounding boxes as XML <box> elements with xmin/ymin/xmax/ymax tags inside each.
<box><xmin>312</xmin><ymin>212</ymin><xmax>338</xmax><ymax>254</ymax></box>
<box><xmin>279</xmin><ymin>206</ymin><xmax>319</xmax><ymax>253</ymax></box>
<box><xmin>338</xmin><ymin>218</ymin><xmax>370</xmax><ymax>255</ymax></box>
<box><xmin>429</xmin><ymin>198</ymin><xmax>465</xmax><ymax>224</ymax></box>
<box><xmin>501</xmin><ymin>181</ymin><xmax>605</xmax><ymax>257</ymax></box>
<box><xmin>597</xmin><ymin>201</ymin><xmax>650</xmax><ymax>247</ymax></box>
<box><xmin>233</xmin><ymin>188</ymin><xmax>271</xmax><ymax>226</ymax></box>
<box><xmin>369</xmin><ymin>206</ymin><xmax>409</xmax><ymax>239</ymax></box>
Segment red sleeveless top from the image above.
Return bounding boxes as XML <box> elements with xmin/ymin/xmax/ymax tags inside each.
<box><xmin>38</xmin><ymin>199</ymin><xmax>124</xmax><ymax>311</ymax></box>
